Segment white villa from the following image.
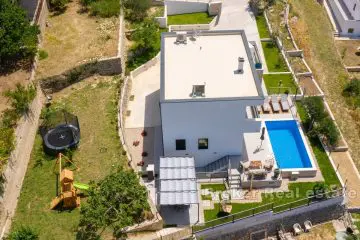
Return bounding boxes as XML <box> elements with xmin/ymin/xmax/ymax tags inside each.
<box><xmin>327</xmin><ymin>0</ymin><xmax>360</xmax><ymax>36</ymax></box>
<box><xmin>160</xmin><ymin>30</ymin><xmax>265</xmax><ymax>168</ymax></box>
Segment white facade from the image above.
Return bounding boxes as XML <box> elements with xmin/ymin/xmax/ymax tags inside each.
<box><xmin>327</xmin><ymin>0</ymin><xmax>360</xmax><ymax>36</ymax></box>
<box><xmin>161</xmin><ymin>100</ymin><xmax>263</xmax><ymax>167</ymax></box>
<box><xmin>160</xmin><ymin>30</ymin><xmax>264</xmax><ymax>167</ymax></box>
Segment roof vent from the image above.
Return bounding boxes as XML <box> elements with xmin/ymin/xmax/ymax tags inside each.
<box><xmin>238</xmin><ymin>57</ymin><xmax>245</xmax><ymax>73</ymax></box>
<box><xmin>191</xmin><ymin>85</ymin><xmax>205</xmax><ymax>98</ymax></box>
<box><xmin>176</xmin><ymin>32</ymin><xmax>187</xmax><ymax>44</ymax></box>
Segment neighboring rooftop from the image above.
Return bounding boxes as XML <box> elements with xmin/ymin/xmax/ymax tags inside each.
<box><xmin>161</xmin><ymin>30</ymin><xmax>262</xmax><ymax>101</ymax></box>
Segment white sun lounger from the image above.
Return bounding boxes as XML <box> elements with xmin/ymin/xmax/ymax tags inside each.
<box><xmin>293</xmin><ymin>223</ymin><xmax>304</xmax><ymax>235</ymax></box>
<box><xmin>262</xmin><ymin>97</ymin><xmax>271</xmax><ymax>113</ymax></box>
<box><xmin>271</xmin><ymin>95</ymin><xmax>280</xmax><ymax>112</ymax></box>
<box><xmin>304</xmin><ymin>220</ymin><xmax>312</xmax><ymax>232</ymax></box>
<box><xmin>280</xmin><ymin>95</ymin><xmax>290</xmax><ymax>112</ymax></box>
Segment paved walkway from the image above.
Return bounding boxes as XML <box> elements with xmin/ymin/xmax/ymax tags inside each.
<box><xmin>330</xmin><ymin>151</ymin><xmax>360</xmax><ymax>208</ymax></box>
<box><xmin>125</xmin><ymin>62</ymin><xmax>161</xmax><ymax>128</ymax></box>
<box><xmin>214</xmin><ymin>0</ymin><xmax>268</xmax><ymax>72</ymax></box>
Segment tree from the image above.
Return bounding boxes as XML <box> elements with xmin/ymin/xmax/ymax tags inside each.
<box><xmin>0</xmin><ymin>0</ymin><xmax>39</xmax><ymax>67</ymax></box>
<box><xmin>131</xmin><ymin>19</ymin><xmax>160</xmax><ymax>52</ymax></box>
<box><xmin>4</xmin><ymin>83</ymin><xmax>37</xmax><ymax>116</ymax></box>
<box><xmin>77</xmin><ymin>167</ymin><xmax>152</xmax><ymax>239</ymax></box>
<box><xmin>49</xmin><ymin>0</ymin><xmax>69</xmax><ymax>12</ymax></box>
<box><xmin>6</xmin><ymin>226</ymin><xmax>38</xmax><ymax>240</ymax></box>
<box><xmin>123</xmin><ymin>0</ymin><xmax>150</xmax><ymax>22</ymax></box>
<box><xmin>302</xmin><ymin>96</ymin><xmax>328</xmax><ymax>130</ymax></box>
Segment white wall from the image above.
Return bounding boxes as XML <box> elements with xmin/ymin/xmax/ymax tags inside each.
<box><xmin>161</xmin><ymin>99</ymin><xmax>263</xmax><ymax>167</ymax></box>
<box><xmin>165</xmin><ymin>0</ymin><xmax>208</xmax><ymax>15</ymax></box>
<box><xmin>343</xmin><ymin>0</ymin><xmax>360</xmax><ymax>20</ymax></box>
<box><xmin>328</xmin><ymin>0</ymin><xmax>360</xmax><ymax>35</ymax></box>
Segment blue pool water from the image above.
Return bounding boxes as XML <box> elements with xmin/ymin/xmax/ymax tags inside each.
<box><xmin>265</xmin><ymin>120</ymin><xmax>312</xmax><ymax>169</ymax></box>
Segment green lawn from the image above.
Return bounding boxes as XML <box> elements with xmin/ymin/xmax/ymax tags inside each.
<box><xmin>261</xmin><ymin>41</ymin><xmax>289</xmax><ymax>72</ymax></box>
<box><xmin>202</xmin><ymin>102</ymin><xmax>340</xmax><ymax>223</ymax></box>
<box><xmin>167</xmin><ymin>12</ymin><xmax>214</xmax><ymax>25</ymax></box>
<box><xmin>12</xmin><ymin>77</ymin><xmax>127</xmax><ymax>239</ymax></box>
<box><xmin>255</xmin><ymin>14</ymin><xmax>270</xmax><ymax>39</ymax></box>
<box><xmin>263</xmin><ymin>73</ymin><xmax>298</xmax><ymax>94</ymax></box>
<box><xmin>201</xmin><ymin>183</ymin><xmax>226</xmax><ymax>192</ymax></box>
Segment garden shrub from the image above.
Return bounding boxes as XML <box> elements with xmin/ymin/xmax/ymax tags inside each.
<box><xmin>6</xmin><ymin>226</ymin><xmax>38</xmax><ymax>240</ymax></box>
<box><xmin>38</xmin><ymin>49</ymin><xmax>48</xmax><ymax>60</ymax></box>
<box><xmin>49</xmin><ymin>0</ymin><xmax>69</xmax><ymax>12</ymax></box>
<box><xmin>343</xmin><ymin>79</ymin><xmax>360</xmax><ymax>108</ymax></box>
<box><xmin>302</xmin><ymin>97</ymin><xmax>340</xmax><ymax>147</ymax></box>
<box><xmin>4</xmin><ymin>84</ymin><xmax>37</xmax><ymax>116</ymax></box>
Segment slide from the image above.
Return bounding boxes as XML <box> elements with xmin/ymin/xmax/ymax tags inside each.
<box><xmin>74</xmin><ymin>182</ymin><xmax>90</xmax><ymax>191</ymax></box>
<box><xmin>50</xmin><ymin>196</ymin><xmax>63</xmax><ymax>210</ymax></box>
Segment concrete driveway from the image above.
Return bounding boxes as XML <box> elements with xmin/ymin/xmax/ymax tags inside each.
<box><xmin>214</xmin><ymin>0</ymin><xmax>268</xmax><ymax>72</ymax></box>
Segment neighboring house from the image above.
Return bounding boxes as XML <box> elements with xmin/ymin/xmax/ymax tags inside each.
<box><xmin>327</xmin><ymin>0</ymin><xmax>360</xmax><ymax>36</ymax></box>
<box><xmin>159</xmin><ymin>30</ymin><xmax>265</xmax><ymax>168</ymax></box>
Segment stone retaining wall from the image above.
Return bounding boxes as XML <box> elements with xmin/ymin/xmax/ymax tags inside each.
<box><xmin>40</xmin><ymin>57</ymin><xmax>122</xmax><ymax>93</ymax></box>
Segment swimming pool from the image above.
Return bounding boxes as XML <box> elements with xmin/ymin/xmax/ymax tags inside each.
<box><xmin>265</xmin><ymin>120</ymin><xmax>313</xmax><ymax>169</ymax></box>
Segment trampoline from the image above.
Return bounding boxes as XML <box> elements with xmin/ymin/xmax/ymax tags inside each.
<box><xmin>40</xmin><ymin>110</ymin><xmax>80</xmax><ymax>155</ymax></box>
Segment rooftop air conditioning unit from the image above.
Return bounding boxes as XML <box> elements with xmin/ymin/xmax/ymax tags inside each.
<box><xmin>238</xmin><ymin>57</ymin><xmax>245</xmax><ymax>73</ymax></box>
<box><xmin>176</xmin><ymin>32</ymin><xmax>187</xmax><ymax>44</ymax></box>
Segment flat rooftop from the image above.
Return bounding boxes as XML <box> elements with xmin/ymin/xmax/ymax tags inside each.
<box><xmin>161</xmin><ymin>31</ymin><xmax>261</xmax><ymax>101</ymax></box>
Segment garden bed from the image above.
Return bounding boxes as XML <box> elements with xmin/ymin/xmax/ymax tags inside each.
<box><xmin>288</xmin><ymin>56</ymin><xmax>309</xmax><ymax>73</ymax></box>
<box><xmin>36</xmin><ymin>1</ymin><xmax>119</xmax><ymax>79</ymax></box>
<box><xmin>261</xmin><ymin>41</ymin><xmax>289</xmax><ymax>72</ymax></box>
<box><xmin>263</xmin><ymin>73</ymin><xmax>298</xmax><ymax>94</ymax></box>
<box><xmin>335</xmin><ymin>40</ymin><xmax>360</xmax><ymax>66</ymax></box>
<box><xmin>298</xmin><ymin>76</ymin><xmax>321</xmax><ymax>96</ymax></box>
<box><xmin>167</xmin><ymin>12</ymin><xmax>214</xmax><ymax>25</ymax></box>
<box><xmin>255</xmin><ymin>14</ymin><xmax>270</xmax><ymax>39</ymax></box>
<box><xmin>266</xmin><ymin>2</ymin><xmax>295</xmax><ymax>50</ymax></box>
<box><xmin>12</xmin><ymin>76</ymin><xmax>127</xmax><ymax>239</ymax></box>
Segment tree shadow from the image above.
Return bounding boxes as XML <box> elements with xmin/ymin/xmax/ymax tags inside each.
<box><xmin>0</xmin><ymin>174</ymin><xmax>6</xmax><ymax>197</ymax></box>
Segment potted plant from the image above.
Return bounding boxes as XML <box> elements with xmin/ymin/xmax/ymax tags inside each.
<box><xmin>142</xmin><ymin>152</ymin><xmax>148</xmax><ymax>157</ymax></box>
<box><xmin>141</xmin><ymin>130</ymin><xmax>147</xmax><ymax>137</ymax></box>
<box><xmin>273</xmin><ymin>168</ymin><xmax>280</xmax><ymax>179</ymax></box>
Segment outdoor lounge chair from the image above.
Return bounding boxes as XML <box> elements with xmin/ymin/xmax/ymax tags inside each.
<box><xmin>262</xmin><ymin>97</ymin><xmax>271</xmax><ymax>113</ymax></box>
<box><xmin>293</xmin><ymin>223</ymin><xmax>304</xmax><ymax>235</ymax></box>
<box><xmin>271</xmin><ymin>95</ymin><xmax>280</xmax><ymax>112</ymax></box>
<box><xmin>280</xmin><ymin>95</ymin><xmax>290</xmax><ymax>112</ymax></box>
<box><xmin>304</xmin><ymin>220</ymin><xmax>312</xmax><ymax>232</ymax></box>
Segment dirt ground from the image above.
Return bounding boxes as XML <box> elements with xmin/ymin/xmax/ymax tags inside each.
<box><xmin>0</xmin><ymin>69</ymin><xmax>31</xmax><ymax>114</ymax></box>
<box><xmin>298</xmin><ymin>76</ymin><xmax>321</xmax><ymax>96</ymax></box>
<box><xmin>295</xmin><ymin>222</ymin><xmax>336</xmax><ymax>240</ymax></box>
<box><xmin>335</xmin><ymin>40</ymin><xmax>360</xmax><ymax>66</ymax></box>
<box><xmin>35</xmin><ymin>0</ymin><xmax>119</xmax><ymax>80</ymax></box>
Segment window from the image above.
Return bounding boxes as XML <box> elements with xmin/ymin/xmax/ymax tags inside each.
<box><xmin>348</xmin><ymin>28</ymin><xmax>354</xmax><ymax>33</ymax></box>
<box><xmin>176</xmin><ymin>139</ymin><xmax>186</xmax><ymax>150</ymax></box>
<box><xmin>198</xmin><ymin>138</ymin><xmax>208</xmax><ymax>150</ymax></box>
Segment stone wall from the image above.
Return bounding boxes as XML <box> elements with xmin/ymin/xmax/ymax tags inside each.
<box><xmin>195</xmin><ymin>196</ymin><xmax>345</xmax><ymax>240</ymax></box>
<box><xmin>40</xmin><ymin>57</ymin><xmax>122</xmax><ymax>93</ymax></box>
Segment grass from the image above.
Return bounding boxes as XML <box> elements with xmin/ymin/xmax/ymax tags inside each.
<box><xmin>255</xmin><ymin>14</ymin><xmax>270</xmax><ymax>39</ymax></box>
<box><xmin>263</xmin><ymin>73</ymin><xmax>298</xmax><ymax>94</ymax></box>
<box><xmin>12</xmin><ymin>76</ymin><xmax>127</xmax><ymax>239</ymax></box>
<box><xmin>201</xmin><ymin>184</ymin><xmax>226</xmax><ymax>192</ymax></box>
<box><xmin>36</xmin><ymin>1</ymin><xmax>118</xmax><ymax>79</ymax></box>
<box><xmin>289</xmin><ymin>0</ymin><xmax>360</xmax><ymax>170</ymax></box>
<box><xmin>167</xmin><ymin>12</ymin><xmax>214</xmax><ymax>25</ymax></box>
<box><xmin>335</xmin><ymin>40</ymin><xmax>360</xmax><ymax>66</ymax></box>
<box><xmin>261</xmin><ymin>41</ymin><xmax>289</xmax><ymax>72</ymax></box>
<box><xmin>289</xmin><ymin>56</ymin><xmax>308</xmax><ymax>73</ymax></box>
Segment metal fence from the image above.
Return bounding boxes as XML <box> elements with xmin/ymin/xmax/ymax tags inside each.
<box><xmin>192</xmin><ymin>188</ymin><xmax>344</xmax><ymax>234</ymax></box>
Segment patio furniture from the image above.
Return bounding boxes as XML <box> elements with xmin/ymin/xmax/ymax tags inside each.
<box><xmin>280</xmin><ymin>95</ymin><xmax>290</xmax><ymax>112</ymax></box>
<box><xmin>249</xmin><ymin>160</ymin><xmax>262</xmax><ymax>169</ymax></box>
<box><xmin>293</xmin><ymin>223</ymin><xmax>304</xmax><ymax>235</ymax></box>
<box><xmin>256</xmin><ymin>105</ymin><xmax>262</xmax><ymax>114</ymax></box>
<box><xmin>264</xmin><ymin>158</ymin><xmax>274</xmax><ymax>171</ymax></box>
<box><xmin>271</xmin><ymin>95</ymin><xmax>280</xmax><ymax>112</ymax></box>
<box><xmin>241</xmin><ymin>161</ymin><xmax>250</xmax><ymax>171</ymax></box>
<box><xmin>304</xmin><ymin>220</ymin><xmax>312</xmax><ymax>232</ymax></box>
<box><xmin>248</xmin><ymin>168</ymin><xmax>267</xmax><ymax>176</ymax></box>
<box><xmin>262</xmin><ymin>97</ymin><xmax>271</xmax><ymax>113</ymax></box>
